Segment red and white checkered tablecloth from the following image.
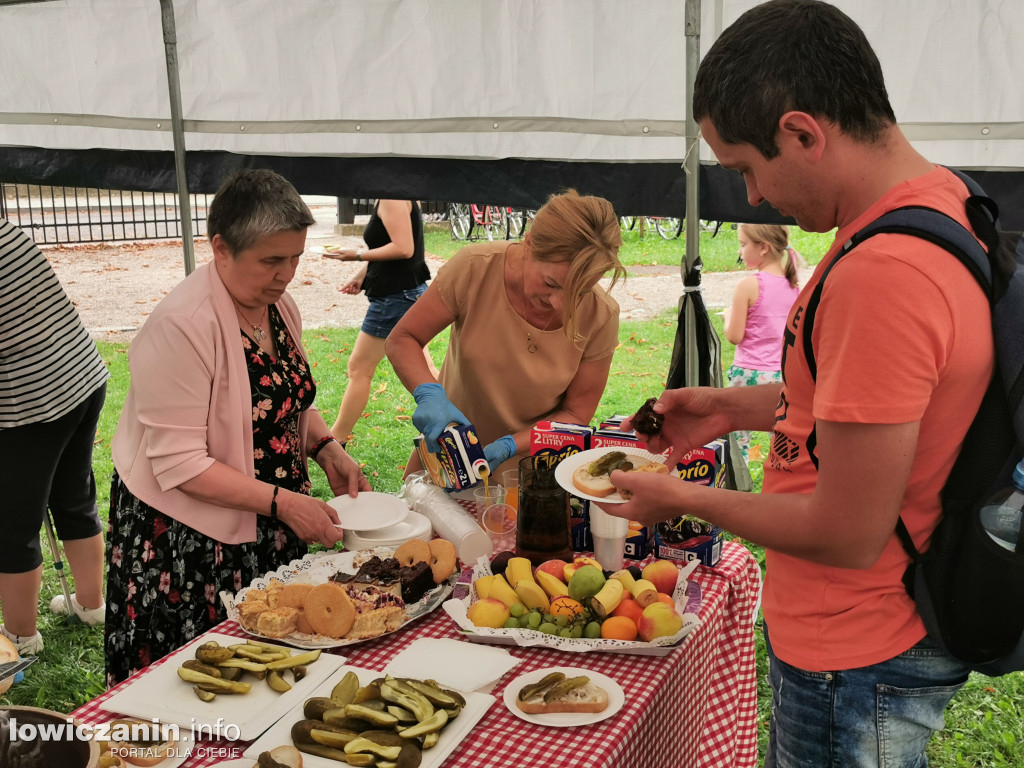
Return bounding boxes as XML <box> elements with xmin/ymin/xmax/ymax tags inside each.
<box><xmin>72</xmin><ymin>541</ymin><xmax>762</xmax><ymax>768</ymax></box>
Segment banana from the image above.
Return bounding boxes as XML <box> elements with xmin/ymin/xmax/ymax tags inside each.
<box><xmin>535</xmin><ymin>570</ymin><xmax>570</xmax><ymax>599</ymax></box>
<box><xmin>474</xmin><ymin>574</ymin><xmax>496</xmax><ymax>599</ymax></box>
<box><xmin>612</xmin><ymin>570</ymin><xmax>657</xmax><ymax>606</ymax></box>
<box><xmin>512</xmin><ymin>579</ymin><xmax>550</xmax><ymax>613</ymax></box>
<box><xmin>589</xmin><ymin>577</ymin><xmax>625</xmax><ymax>617</ymax></box>
<box><xmin>504</xmin><ymin>556</ymin><xmax>536</xmax><ymax>587</ymax></box>
<box><xmin>486</xmin><ymin>574</ymin><xmax>522</xmax><ymax>609</ymax></box>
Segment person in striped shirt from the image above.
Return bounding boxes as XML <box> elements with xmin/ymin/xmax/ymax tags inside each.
<box><xmin>0</xmin><ymin>217</ymin><xmax>109</xmax><ymax>656</ymax></box>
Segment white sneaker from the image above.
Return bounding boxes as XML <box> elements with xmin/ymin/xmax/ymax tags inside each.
<box><xmin>0</xmin><ymin>624</ymin><xmax>43</xmax><ymax>655</ymax></box>
<box><xmin>49</xmin><ymin>593</ymin><xmax>106</xmax><ymax>626</ymax></box>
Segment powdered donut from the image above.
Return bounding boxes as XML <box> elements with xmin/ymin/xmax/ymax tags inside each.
<box><xmin>279</xmin><ymin>582</ymin><xmax>314</xmax><ymax>609</ymax></box>
<box><xmin>304</xmin><ymin>582</ymin><xmax>356</xmax><ymax>638</ymax></box>
<box><xmin>427</xmin><ymin>538</ymin><xmax>457</xmax><ymax>584</ymax></box>
<box><xmin>395</xmin><ymin>539</ymin><xmax>431</xmax><ymax>567</ymax></box>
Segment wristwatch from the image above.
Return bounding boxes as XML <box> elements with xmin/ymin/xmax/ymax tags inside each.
<box><xmin>355</xmin><ymin>249</ymin><xmax>364</xmax><ymax>261</ymax></box>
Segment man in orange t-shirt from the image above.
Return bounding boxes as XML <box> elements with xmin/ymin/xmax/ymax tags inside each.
<box><xmin>611</xmin><ymin>2</ymin><xmax>993</xmax><ymax>765</ymax></box>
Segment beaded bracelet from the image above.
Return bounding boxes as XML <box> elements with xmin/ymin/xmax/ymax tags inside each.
<box><xmin>270</xmin><ymin>485</ymin><xmax>280</xmax><ymax>521</ymax></box>
<box><xmin>309</xmin><ymin>435</ymin><xmax>337</xmax><ymax>460</ymax></box>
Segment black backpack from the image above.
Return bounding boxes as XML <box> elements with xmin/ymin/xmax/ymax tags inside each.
<box><xmin>801</xmin><ymin>171</ymin><xmax>1024</xmax><ymax>675</ymax></box>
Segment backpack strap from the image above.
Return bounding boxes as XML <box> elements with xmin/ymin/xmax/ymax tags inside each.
<box><xmin>801</xmin><ymin>205</ymin><xmax>992</xmax><ymax>560</ymax></box>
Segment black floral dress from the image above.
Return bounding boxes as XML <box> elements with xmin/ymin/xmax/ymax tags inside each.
<box><xmin>105</xmin><ymin>306</ymin><xmax>316</xmax><ymax>685</ymax></box>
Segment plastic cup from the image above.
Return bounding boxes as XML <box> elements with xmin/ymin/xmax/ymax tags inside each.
<box><xmin>473</xmin><ymin>484</ymin><xmax>506</xmax><ymax>519</ymax></box>
<box><xmin>501</xmin><ymin>469</ymin><xmax>520</xmax><ymax>511</ymax></box>
<box><xmin>589</xmin><ymin>502</ymin><xmax>629</xmax><ymax>571</ymax></box>
<box><xmin>482</xmin><ymin>503</ymin><xmax>518</xmax><ymax>554</ymax></box>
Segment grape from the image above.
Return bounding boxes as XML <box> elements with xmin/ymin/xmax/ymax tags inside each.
<box><xmin>538</xmin><ymin>622</ymin><xmax>558</xmax><ymax>635</ymax></box>
<box><xmin>570</xmin><ymin>625</ymin><xmax>584</xmax><ymax>638</ymax></box>
<box><xmin>542</xmin><ymin>614</ymin><xmax>556</xmax><ymax>624</ymax></box>
<box><xmin>518</xmin><ymin>615</ymin><xmax>533</xmax><ymax>628</ymax></box>
<box><xmin>554</xmin><ymin>614</ymin><xmax>569</xmax><ymax>628</ymax></box>
<box><xmin>558</xmin><ymin>627</ymin><xmax>572</xmax><ymax>638</ymax></box>
<box><xmin>503</xmin><ymin>617</ymin><xmax>520</xmax><ymax>629</ymax></box>
<box><xmin>584</xmin><ymin>621</ymin><xmax>602</xmax><ymax>639</ymax></box>
<box><xmin>527</xmin><ymin>612</ymin><xmax>542</xmax><ymax>629</ymax></box>
<box><xmin>510</xmin><ymin>603</ymin><xmax>527</xmax><ymax>617</ymax></box>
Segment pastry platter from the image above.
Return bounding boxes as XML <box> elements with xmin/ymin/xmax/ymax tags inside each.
<box><xmin>226</xmin><ymin>548</ymin><xmax>457</xmax><ymax>650</ymax></box>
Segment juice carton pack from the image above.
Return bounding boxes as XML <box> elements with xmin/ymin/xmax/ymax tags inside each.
<box><xmin>415</xmin><ymin>423</ymin><xmax>489</xmax><ymax>491</ymax></box>
<box><xmin>529</xmin><ymin>421</ymin><xmax>593</xmax><ymax>552</ymax></box>
<box><xmin>655</xmin><ymin>437</ymin><xmax>727</xmax><ymax>565</ymax></box>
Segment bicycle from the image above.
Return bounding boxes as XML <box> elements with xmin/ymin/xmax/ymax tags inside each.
<box><xmin>619</xmin><ymin>215</ymin><xmax>719</xmax><ymax>240</ymax></box>
<box><xmin>448</xmin><ymin>204</ymin><xmax>534</xmax><ymax>241</ymax></box>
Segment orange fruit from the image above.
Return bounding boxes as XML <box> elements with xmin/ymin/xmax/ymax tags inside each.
<box><xmin>656</xmin><ymin>592</ymin><xmax>675</xmax><ymax>607</ymax></box>
<box><xmin>549</xmin><ymin>596</ymin><xmax>585</xmax><ymax>621</ymax></box>
<box><xmin>611</xmin><ymin>596</ymin><xmax>644</xmax><ymax>624</ymax></box>
<box><xmin>601</xmin><ymin>615</ymin><xmax>639</xmax><ymax>641</ymax></box>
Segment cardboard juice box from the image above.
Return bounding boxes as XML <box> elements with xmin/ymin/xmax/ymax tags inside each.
<box><xmin>530</xmin><ymin>421</ymin><xmax>593</xmax><ymax>552</ymax></box>
<box><xmin>654</xmin><ymin>437</ymin><xmax>728</xmax><ymax>565</ymax></box>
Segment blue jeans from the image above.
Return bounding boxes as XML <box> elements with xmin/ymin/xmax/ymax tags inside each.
<box><xmin>361</xmin><ymin>284</ymin><xmax>427</xmax><ymax>338</ymax></box>
<box><xmin>764</xmin><ymin>626</ymin><xmax>969</xmax><ymax>768</ymax></box>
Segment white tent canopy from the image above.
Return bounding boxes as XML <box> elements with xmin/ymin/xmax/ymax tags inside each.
<box><xmin>2</xmin><ymin>0</ymin><xmax>1023</xmax><ymax>225</ymax></box>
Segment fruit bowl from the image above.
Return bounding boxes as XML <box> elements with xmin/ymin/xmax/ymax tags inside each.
<box><xmin>442</xmin><ymin>561</ymin><xmax>701</xmax><ymax>657</ymax></box>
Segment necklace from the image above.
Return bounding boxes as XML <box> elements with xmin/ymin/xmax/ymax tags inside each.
<box><xmin>235</xmin><ymin>303</ymin><xmax>268</xmax><ymax>342</ymax></box>
<box><xmin>516</xmin><ymin>251</ymin><xmax>558</xmax><ymax>353</ymax></box>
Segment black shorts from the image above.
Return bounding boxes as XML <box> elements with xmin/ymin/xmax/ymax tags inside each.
<box><xmin>0</xmin><ymin>383</ymin><xmax>106</xmax><ymax>572</ymax></box>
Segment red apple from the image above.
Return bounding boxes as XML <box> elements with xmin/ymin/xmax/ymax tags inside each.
<box><xmin>642</xmin><ymin>559</ymin><xmax>680</xmax><ymax>596</ymax></box>
<box><xmin>534</xmin><ymin>559</ymin><xmax>570</xmax><ymax>584</ymax></box>
<box><xmin>637</xmin><ymin>602</ymin><xmax>683</xmax><ymax>641</ymax></box>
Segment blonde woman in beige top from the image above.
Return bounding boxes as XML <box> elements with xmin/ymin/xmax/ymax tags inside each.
<box><xmin>386</xmin><ymin>190</ymin><xmax>626</xmax><ymax>479</ymax></box>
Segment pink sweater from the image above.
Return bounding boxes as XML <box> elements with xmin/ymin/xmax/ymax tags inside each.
<box><xmin>111</xmin><ymin>262</ymin><xmax>312</xmax><ymax>544</ymax></box>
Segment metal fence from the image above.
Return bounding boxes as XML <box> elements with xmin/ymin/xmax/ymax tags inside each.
<box><xmin>0</xmin><ymin>186</ymin><xmax>449</xmax><ymax>245</ymax></box>
<box><xmin>0</xmin><ymin>184</ymin><xmax>213</xmax><ymax>245</ymax></box>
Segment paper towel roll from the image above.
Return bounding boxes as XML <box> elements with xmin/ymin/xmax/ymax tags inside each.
<box><xmin>401</xmin><ymin>473</ymin><xmax>492</xmax><ymax>564</ymax></box>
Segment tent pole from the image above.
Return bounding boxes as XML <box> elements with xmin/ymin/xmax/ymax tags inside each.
<box><xmin>682</xmin><ymin>0</ymin><xmax>702</xmax><ymax>387</ymax></box>
<box><xmin>159</xmin><ymin>0</ymin><xmax>195</xmax><ymax>275</ymax></box>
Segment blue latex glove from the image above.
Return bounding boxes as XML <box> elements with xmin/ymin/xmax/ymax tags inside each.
<box><xmin>484</xmin><ymin>435</ymin><xmax>518</xmax><ymax>472</ymax></box>
<box><xmin>412</xmin><ymin>383</ymin><xmax>469</xmax><ymax>452</ymax></box>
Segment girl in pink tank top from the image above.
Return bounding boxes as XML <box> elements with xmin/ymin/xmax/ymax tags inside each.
<box><xmin>723</xmin><ymin>223</ymin><xmax>801</xmax><ymax>462</ymax></box>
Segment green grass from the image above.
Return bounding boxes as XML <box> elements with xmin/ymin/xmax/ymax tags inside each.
<box><xmin>424</xmin><ymin>221</ymin><xmax>830</xmax><ymax>273</ymax></box>
<box><xmin>3</xmin><ymin>227</ymin><xmax>1021</xmax><ymax>767</ymax></box>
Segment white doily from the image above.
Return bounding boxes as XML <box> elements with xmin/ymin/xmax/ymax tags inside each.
<box><xmin>442</xmin><ymin>561</ymin><xmax>702</xmax><ymax>656</ymax></box>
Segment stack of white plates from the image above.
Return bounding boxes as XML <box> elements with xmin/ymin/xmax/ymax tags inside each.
<box><xmin>342</xmin><ymin>508</ymin><xmax>433</xmax><ymax>551</ymax></box>
<box><xmin>328</xmin><ymin>491</ymin><xmax>434</xmax><ymax>550</ymax></box>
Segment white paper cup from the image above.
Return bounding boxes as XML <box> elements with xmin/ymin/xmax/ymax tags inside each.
<box><xmin>589</xmin><ymin>502</ymin><xmax>629</xmax><ymax>537</ymax></box>
<box><xmin>592</xmin><ymin>532</ymin><xmax>626</xmax><ymax>572</ymax></box>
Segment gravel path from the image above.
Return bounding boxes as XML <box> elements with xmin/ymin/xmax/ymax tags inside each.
<box><xmin>45</xmin><ymin>229</ymin><xmax>812</xmax><ymax>343</ymax></box>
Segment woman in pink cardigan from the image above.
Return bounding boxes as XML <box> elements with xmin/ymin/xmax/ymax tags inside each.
<box><xmin>105</xmin><ymin>170</ymin><xmax>369</xmax><ymax>683</ymax></box>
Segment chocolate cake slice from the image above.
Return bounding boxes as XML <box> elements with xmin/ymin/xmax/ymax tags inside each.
<box><xmin>398</xmin><ymin>560</ymin><xmax>436</xmax><ymax>603</ymax></box>
<box><xmin>332</xmin><ymin>555</ymin><xmax>437</xmax><ymax>604</ymax></box>
<box><xmin>631</xmin><ymin>397</ymin><xmax>664</xmax><ymax>436</ymax></box>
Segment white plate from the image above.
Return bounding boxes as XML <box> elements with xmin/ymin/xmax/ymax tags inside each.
<box><xmin>228</xmin><ymin>550</ymin><xmax>457</xmax><ymax>649</ymax></box>
<box><xmin>100</xmin><ymin>630</ymin><xmax>347</xmax><ymax>741</ymax></box>
<box><xmin>244</xmin><ymin>665</ymin><xmax>495</xmax><ymax>768</ymax></box>
<box><xmin>502</xmin><ymin>666</ymin><xmax>625</xmax><ymax>727</ymax></box>
<box><xmin>553</xmin><ymin>447</ymin><xmax>667</xmax><ymax>503</ymax></box>
<box><xmin>309</xmin><ymin>244</ymin><xmax>345</xmax><ymax>257</ymax></box>
<box><xmin>327</xmin><ymin>492</ymin><xmax>410</xmax><ymax>531</ymax></box>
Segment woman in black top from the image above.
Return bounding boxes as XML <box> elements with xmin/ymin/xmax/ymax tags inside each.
<box><xmin>324</xmin><ymin>199</ymin><xmax>434</xmax><ymax>446</ymax></box>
